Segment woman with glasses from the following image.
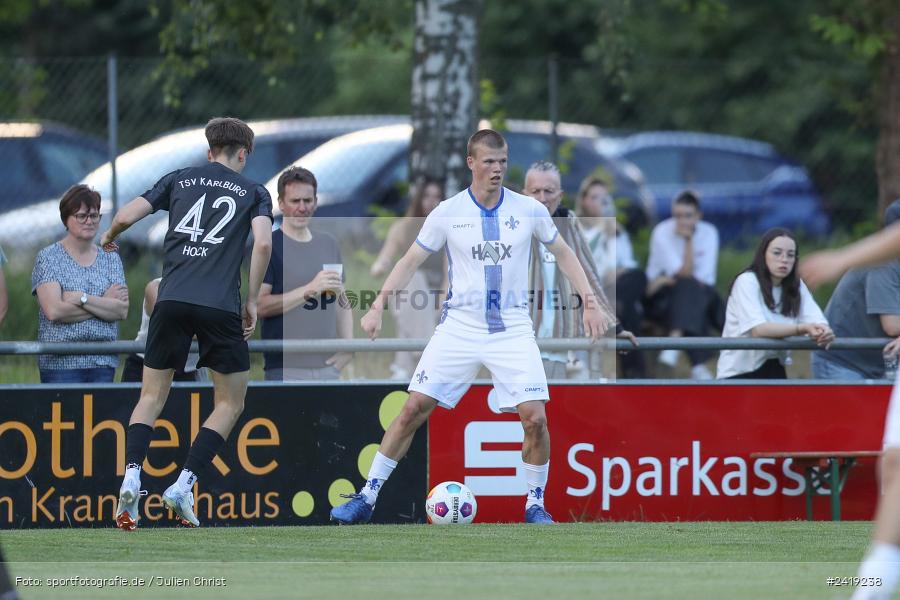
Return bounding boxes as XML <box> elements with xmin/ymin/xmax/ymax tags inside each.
<box><xmin>31</xmin><ymin>184</ymin><xmax>128</xmax><ymax>383</ymax></box>
<box><xmin>716</xmin><ymin>227</ymin><xmax>833</xmax><ymax>379</ymax></box>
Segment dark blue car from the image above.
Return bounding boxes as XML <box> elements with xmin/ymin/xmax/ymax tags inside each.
<box><xmin>0</xmin><ymin>121</ymin><xmax>107</xmax><ymax>214</ymax></box>
<box><xmin>596</xmin><ymin>131</ymin><xmax>830</xmax><ymax>242</ymax></box>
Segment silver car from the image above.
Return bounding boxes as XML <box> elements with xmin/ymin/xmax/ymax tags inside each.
<box><xmin>0</xmin><ymin>116</ymin><xmax>405</xmax><ymax>254</ymax></box>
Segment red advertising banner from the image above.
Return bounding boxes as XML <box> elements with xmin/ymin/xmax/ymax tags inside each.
<box><xmin>428</xmin><ymin>384</ymin><xmax>890</xmax><ymax>522</ymax></box>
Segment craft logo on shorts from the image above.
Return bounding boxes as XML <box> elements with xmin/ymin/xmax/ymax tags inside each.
<box><xmin>471</xmin><ymin>242</ymin><xmax>512</xmax><ymax>265</ymax></box>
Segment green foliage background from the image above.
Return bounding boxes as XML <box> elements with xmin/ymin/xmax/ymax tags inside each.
<box><xmin>0</xmin><ymin>0</ymin><xmax>894</xmax><ymax>381</ymax></box>
<box><xmin>0</xmin><ymin>1</ymin><xmax>884</xmax><ymax>224</ymax></box>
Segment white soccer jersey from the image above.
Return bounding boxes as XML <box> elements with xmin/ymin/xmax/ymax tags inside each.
<box><xmin>415</xmin><ymin>187</ymin><xmax>558</xmax><ymax>333</ymax></box>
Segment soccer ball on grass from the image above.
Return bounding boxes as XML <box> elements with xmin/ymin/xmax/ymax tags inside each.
<box><xmin>425</xmin><ymin>481</ymin><xmax>477</xmax><ymax>525</ymax></box>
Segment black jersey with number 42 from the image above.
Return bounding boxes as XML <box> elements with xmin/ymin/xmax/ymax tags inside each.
<box><xmin>143</xmin><ymin>161</ymin><xmax>273</xmax><ymax>314</ymax></box>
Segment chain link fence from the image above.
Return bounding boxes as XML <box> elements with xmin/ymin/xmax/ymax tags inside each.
<box><xmin>483</xmin><ymin>55</ymin><xmax>878</xmax><ymax>233</ymax></box>
<box><xmin>0</xmin><ymin>54</ymin><xmax>882</xmax><ymax>382</ymax></box>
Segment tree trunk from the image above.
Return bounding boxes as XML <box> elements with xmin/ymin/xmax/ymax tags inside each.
<box><xmin>876</xmin><ymin>9</ymin><xmax>900</xmax><ymax>220</ymax></box>
<box><xmin>410</xmin><ymin>0</ymin><xmax>480</xmax><ymax>198</ymax></box>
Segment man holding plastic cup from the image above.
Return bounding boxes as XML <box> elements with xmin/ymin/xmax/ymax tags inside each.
<box><xmin>258</xmin><ymin>166</ymin><xmax>353</xmax><ymax>380</ymax></box>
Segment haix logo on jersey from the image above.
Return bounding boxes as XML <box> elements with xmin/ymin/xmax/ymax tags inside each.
<box><xmin>471</xmin><ymin>242</ymin><xmax>512</xmax><ymax>265</ymax></box>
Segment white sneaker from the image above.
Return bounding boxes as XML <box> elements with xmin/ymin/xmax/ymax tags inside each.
<box><xmin>658</xmin><ymin>349</ymin><xmax>680</xmax><ymax>368</ymax></box>
<box><xmin>115</xmin><ymin>472</ymin><xmax>146</xmax><ymax>531</ymax></box>
<box><xmin>163</xmin><ymin>483</ymin><xmax>200</xmax><ymax>527</ymax></box>
<box><xmin>691</xmin><ymin>364</ymin><xmax>713</xmax><ymax>380</ymax></box>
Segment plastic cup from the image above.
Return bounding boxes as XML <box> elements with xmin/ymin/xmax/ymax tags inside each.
<box><xmin>323</xmin><ymin>263</ymin><xmax>343</xmax><ymax>277</ymax></box>
<box><xmin>884</xmin><ymin>351</ymin><xmax>898</xmax><ymax>381</ymax></box>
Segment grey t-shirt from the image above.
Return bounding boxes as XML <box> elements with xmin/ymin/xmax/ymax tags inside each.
<box><xmin>261</xmin><ymin>228</ymin><xmax>343</xmax><ymax>369</ymax></box>
<box><xmin>817</xmin><ymin>262</ymin><xmax>900</xmax><ymax>377</ymax></box>
<box><xmin>144</xmin><ymin>162</ymin><xmax>273</xmax><ymax>314</ymax></box>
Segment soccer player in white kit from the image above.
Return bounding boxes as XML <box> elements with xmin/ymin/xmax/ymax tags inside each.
<box><xmin>330</xmin><ymin>129</ymin><xmax>616</xmax><ymax>525</ymax></box>
<box><xmin>800</xmin><ymin>223</ymin><xmax>900</xmax><ymax>599</ymax></box>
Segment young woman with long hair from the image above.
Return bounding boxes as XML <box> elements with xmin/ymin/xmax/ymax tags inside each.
<box><xmin>716</xmin><ymin>227</ymin><xmax>833</xmax><ymax>379</ymax></box>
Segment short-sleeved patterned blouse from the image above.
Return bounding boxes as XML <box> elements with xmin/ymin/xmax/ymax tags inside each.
<box><xmin>31</xmin><ymin>242</ymin><xmax>126</xmax><ymax>370</ymax></box>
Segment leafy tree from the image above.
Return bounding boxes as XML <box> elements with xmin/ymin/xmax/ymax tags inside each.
<box><xmin>0</xmin><ymin>0</ymin><xmax>161</xmax><ymax>57</ymax></box>
<box><xmin>1</xmin><ymin>0</ymin><xmax>894</xmax><ymax>230</ymax></box>
<box><xmin>151</xmin><ymin>0</ymin><xmax>412</xmax><ymax>107</ymax></box>
<box><xmin>155</xmin><ymin>0</ymin><xmax>478</xmax><ymax>195</ymax></box>
<box><xmin>480</xmin><ymin>0</ymin><xmax>880</xmax><ymax>226</ymax></box>
<box><xmin>811</xmin><ymin>0</ymin><xmax>900</xmax><ymax>219</ymax></box>
<box><xmin>410</xmin><ymin>0</ymin><xmax>479</xmax><ymax>195</ymax></box>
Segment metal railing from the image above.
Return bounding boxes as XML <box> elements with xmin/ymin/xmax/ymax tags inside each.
<box><xmin>0</xmin><ymin>337</ymin><xmax>892</xmax><ymax>355</ymax></box>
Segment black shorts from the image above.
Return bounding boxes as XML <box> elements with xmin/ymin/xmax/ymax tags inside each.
<box><xmin>144</xmin><ymin>301</ymin><xmax>249</xmax><ymax>374</ymax></box>
<box><xmin>120</xmin><ymin>354</ymin><xmax>199</xmax><ymax>382</ymax></box>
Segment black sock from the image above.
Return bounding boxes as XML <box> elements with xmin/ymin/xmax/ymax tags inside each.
<box><xmin>183</xmin><ymin>427</ymin><xmax>226</xmax><ymax>481</ymax></box>
<box><xmin>125</xmin><ymin>423</ymin><xmax>154</xmax><ymax>468</ymax></box>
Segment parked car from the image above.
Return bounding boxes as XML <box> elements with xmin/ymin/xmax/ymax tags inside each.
<box><xmin>0</xmin><ymin>121</ymin><xmax>107</xmax><ymax>213</ymax></box>
<box><xmin>0</xmin><ymin>115</ymin><xmax>406</xmax><ymax>253</ymax></box>
<box><xmin>596</xmin><ymin>131</ymin><xmax>830</xmax><ymax>241</ymax></box>
<box><xmin>240</xmin><ymin>120</ymin><xmax>654</xmax><ymax>241</ymax></box>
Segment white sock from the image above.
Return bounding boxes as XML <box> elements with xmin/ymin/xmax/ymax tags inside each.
<box><xmin>125</xmin><ymin>464</ymin><xmax>141</xmax><ymax>483</ymax></box>
<box><xmin>853</xmin><ymin>543</ymin><xmax>900</xmax><ymax>599</ymax></box>
<box><xmin>175</xmin><ymin>468</ymin><xmax>197</xmax><ymax>493</ymax></box>
<box><xmin>524</xmin><ymin>461</ymin><xmax>549</xmax><ymax>508</ymax></box>
<box><xmin>360</xmin><ymin>451</ymin><xmax>398</xmax><ymax>506</ymax></box>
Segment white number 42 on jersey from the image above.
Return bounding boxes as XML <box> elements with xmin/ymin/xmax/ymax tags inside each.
<box><xmin>174</xmin><ymin>193</ymin><xmax>236</xmax><ymax>244</ymax></box>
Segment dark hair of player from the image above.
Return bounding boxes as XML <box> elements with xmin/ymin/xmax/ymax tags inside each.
<box><xmin>467</xmin><ymin>129</ymin><xmax>507</xmax><ymax>158</ymax></box>
<box><xmin>205</xmin><ymin>117</ymin><xmax>255</xmax><ymax>158</ymax></box>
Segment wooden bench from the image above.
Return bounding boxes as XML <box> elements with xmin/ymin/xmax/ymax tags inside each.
<box><xmin>750</xmin><ymin>451</ymin><xmax>882</xmax><ymax>521</ymax></box>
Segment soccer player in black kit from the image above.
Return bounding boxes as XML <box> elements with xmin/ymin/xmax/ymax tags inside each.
<box><xmin>100</xmin><ymin>117</ymin><xmax>273</xmax><ymax>529</ymax></box>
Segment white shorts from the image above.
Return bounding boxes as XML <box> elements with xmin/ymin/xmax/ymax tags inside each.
<box><xmin>884</xmin><ymin>381</ymin><xmax>900</xmax><ymax>449</ymax></box>
<box><xmin>408</xmin><ymin>321</ymin><xmax>549</xmax><ymax>413</ymax></box>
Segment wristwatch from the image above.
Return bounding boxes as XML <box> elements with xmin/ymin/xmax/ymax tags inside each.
<box><xmin>79</xmin><ymin>293</ymin><xmax>88</xmax><ymax>306</ymax></box>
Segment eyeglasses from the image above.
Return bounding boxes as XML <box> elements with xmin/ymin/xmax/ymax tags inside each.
<box><xmin>72</xmin><ymin>212</ymin><xmax>101</xmax><ymax>224</ymax></box>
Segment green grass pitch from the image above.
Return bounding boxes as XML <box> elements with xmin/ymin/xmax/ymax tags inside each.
<box><xmin>2</xmin><ymin>522</ymin><xmax>884</xmax><ymax>599</ymax></box>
